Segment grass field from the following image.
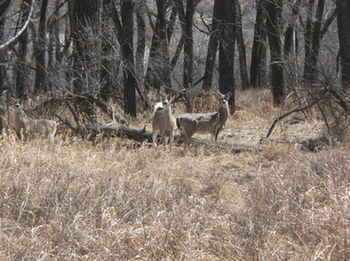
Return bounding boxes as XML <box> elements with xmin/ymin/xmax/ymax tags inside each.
<box><xmin>0</xmin><ymin>89</ymin><xmax>349</xmax><ymax>260</ymax></box>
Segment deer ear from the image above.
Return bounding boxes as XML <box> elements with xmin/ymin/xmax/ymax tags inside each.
<box><xmin>225</xmin><ymin>92</ymin><xmax>232</xmax><ymax>99</ymax></box>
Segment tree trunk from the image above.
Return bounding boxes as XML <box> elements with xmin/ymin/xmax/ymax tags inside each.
<box><xmin>112</xmin><ymin>0</ymin><xmax>138</xmax><ymax>117</ymax></box>
<box><xmin>175</xmin><ymin>0</ymin><xmax>195</xmax><ymax>90</ymax></box>
<box><xmin>0</xmin><ymin>0</ymin><xmax>10</xmax><ymax>94</ymax></box>
<box><xmin>235</xmin><ymin>0</ymin><xmax>249</xmax><ymax>89</ymax></box>
<box><xmin>121</xmin><ymin>0</ymin><xmax>137</xmax><ymax>117</ymax></box>
<box><xmin>100</xmin><ymin>0</ymin><xmax>113</xmax><ymax>101</ymax></box>
<box><xmin>303</xmin><ymin>0</ymin><xmax>315</xmax><ymax>83</ymax></box>
<box><xmin>218</xmin><ymin>0</ymin><xmax>235</xmax><ymax>113</ymax></box>
<box><xmin>0</xmin><ymin>0</ymin><xmax>12</xmax><ymax>20</ymax></box>
<box><xmin>0</xmin><ymin>19</ymin><xmax>7</xmax><ymax>93</ymax></box>
<box><xmin>283</xmin><ymin>0</ymin><xmax>302</xmax><ymax>86</ymax></box>
<box><xmin>166</xmin><ymin>3</ymin><xmax>177</xmax><ymax>41</ymax></box>
<box><xmin>144</xmin><ymin>0</ymin><xmax>171</xmax><ymax>90</ymax></box>
<box><xmin>34</xmin><ymin>0</ymin><xmax>48</xmax><ymax>93</ymax></box>
<box><xmin>16</xmin><ymin>0</ymin><xmax>31</xmax><ymax>99</ymax></box>
<box><xmin>283</xmin><ymin>0</ymin><xmax>302</xmax><ymax>58</ymax></box>
<box><xmin>135</xmin><ymin>0</ymin><xmax>146</xmax><ymax>84</ymax></box>
<box><xmin>265</xmin><ymin>0</ymin><xmax>284</xmax><ymax>106</ymax></box>
<box><xmin>337</xmin><ymin>0</ymin><xmax>350</xmax><ymax>87</ymax></box>
<box><xmin>250</xmin><ymin>0</ymin><xmax>267</xmax><ymax>87</ymax></box>
<box><xmin>202</xmin><ymin>0</ymin><xmax>220</xmax><ymax>91</ymax></box>
<box><xmin>303</xmin><ymin>0</ymin><xmax>325</xmax><ymax>83</ymax></box>
<box><xmin>183</xmin><ymin>0</ymin><xmax>194</xmax><ymax>90</ymax></box>
<box><xmin>69</xmin><ymin>0</ymin><xmax>100</xmax><ymax>94</ymax></box>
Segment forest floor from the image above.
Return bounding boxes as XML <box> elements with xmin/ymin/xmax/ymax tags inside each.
<box><xmin>0</xmin><ymin>89</ymin><xmax>349</xmax><ymax>260</ymax></box>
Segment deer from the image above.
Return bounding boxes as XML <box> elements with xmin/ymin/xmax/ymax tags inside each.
<box><xmin>12</xmin><ymin>103</ymin><xmax>57</xmax><ymax>141</ymax></box>
<box><xmin>152</xmin><ymin>90</ymin><xmax>178</xmax><ymax>149</ymax></box>
<box><xmin>176</xmin><ymin>91</ymin><xmax>231</xmax><ymax>143</ymax></box>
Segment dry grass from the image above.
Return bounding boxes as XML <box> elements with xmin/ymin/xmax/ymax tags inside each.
<box><xmin>0</xmin><ymin>89</ymin><xmax>349</xmax><ymax>260</ymax></box>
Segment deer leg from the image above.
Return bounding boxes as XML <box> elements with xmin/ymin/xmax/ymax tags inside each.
<box><xmin>214</xmin><ymin>130</ymin><xmax>219</xmax><ymax>142</ymax></box>
<box><xmin>163</xmin><ymin>136</ymin><xmax>169</xmax><ymax>145</ymax></box>
<box><xmin>152</xmin><ymin>132</ymin><xmax>159</xmax><ymax>147</ymax></box>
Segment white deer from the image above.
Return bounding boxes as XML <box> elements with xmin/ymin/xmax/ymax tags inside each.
<box><xmin>176</xmin><ymin>91</ymin><xmax>231</xmax><ymax>143</ymax></box>
<box><xmin>152</xmin><ymin>92</ymin><xmax>177</xmax><ymax>148</ymax></box>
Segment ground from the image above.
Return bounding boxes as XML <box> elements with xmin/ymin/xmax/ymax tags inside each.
<box><xmin>0</xmin><ymin>89</ymin><xmax>349</xmax><ymax>260</ymax></box>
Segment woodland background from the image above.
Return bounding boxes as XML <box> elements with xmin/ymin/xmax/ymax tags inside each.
<box><xmin>0</xmin><ymin>0</ymin><xmax>349</xmax><ymax>260</ymax></box>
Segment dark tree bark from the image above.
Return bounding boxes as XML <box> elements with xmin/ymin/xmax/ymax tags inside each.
<box><xmin>166</xmin><ymin>3</ymin><xmax>177</xmax><ymax>41</ymax></box>
<box><xmin>47</xmin><ymin>7</ymin><xmax>56</xmax><ymax>72</ymax></box>
<box><xmin>283</xmin><ymin>0</ymin><xmax>302</xmax><ymax>58</ymax></box>
<box><xmin>69</xmin><ymin>0</ymin><xmax>100</xmax><ymax>94</ymax></box>
<box><xmin>113</xmin><ymin>0</ymin><xmax>138</xmax><ymax>117</ymax></box>
<box><xmin>175</xmin><ymin>0</ymin><xmax>195</xmax><ymax>90</ymax></box>
<box><xmin>303</xmin><ymin>0</ymin><xmax>325</xmax><ymax>83</ymax></box>
<box><xmin>303</xmin><ymin>0</ymin><xmax>315</xmax><ymax>83</ymax></box>
<box><xmin>202</xmin><ymin>0</ymin><xmax>235</xmax><ymax>111</ymax></box>
<box><xmin>68</xmin><ymin>0</ymin><xmax>100</xmax><ymax>125</ymax></box>
<box><xmin>16</xmin><ymin>0</ymin><xmax>31</xmax><ymax>99</ymax></box>
<box><xmin>202</xmin><ymin>0</ymin><xmax>220</xmax><ymax>91</ymax></box>
<box><xmin>120</xmin><ymin>0</ymin><xmax>137</xmax><ymax>116</ymax></box>
<box><xmin>337</xmin><ymin>0</ymin><xmax>350</xmax><ymax>87</ymax></box>
<box><xmin>0</xmin><ymin>0</ymin><xmax>10</xmax><ymax>93</ymax></box>
<box><xmin>182</xmin><ymin>0</ymin><xmax>194</xmax><ymax>90</ymax></box>
<box><xmin>135</xmin><ymin>0</ymin><xmax>146</xmax><ymax>84</ymax></box>
<box><xmin>218</xmin><ymin>0</ymin><xmax>235</xmax><ymax>112</ymax></box>
<box><xmin>100</xmin><ymin>0</ymin><xmax>114</xmax><ymax>101</ymax></box>
<box><xmin>235</xmin><ymin>0</ymin><xmax>249</xmax><ymax>89</ymax></box>
<box><xmin>0</xmin><ymin>19</ymin><xmax>7</xmax><ymax>93</ymax></box>
<box><xmin>144</xmin><ymin>0</ymin><xmax>171</xmax><ymax>90</ymax></box>
<box><xmin>34</xmin><ymin>0</ymin><xmax>48</xmax><ymax>93</ymax></box>
<box><xmin>250</xmin><ymin>0</ymin><xmax>267</xmax><ymax>87</ymax></box>
<box><xmin>320</xmin><ymin>8</ymin><xmax>336</xmax><ymax>39</ymax></box>
<box><xmin>0</xmin><ymin>0</ymin><xmax>12</xmax><ymax>20</ymax></box>
<box><xmin>54</xmin><ymin>0</ymin><xmax>66</xmax><ymax>64</ymax></box>
<box><xmin>170</xmin><ymin>34</ymin><xmax>184</xmax><ymax>70</ymax></box>
<box><xmin>265</xmin><ymin>0</ymin><xmax>284</xmax><ymax>106</ymax></box>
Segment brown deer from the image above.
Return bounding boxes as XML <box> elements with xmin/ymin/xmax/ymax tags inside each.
<box><xmin>176</xmin><ymin>91</ymin><xmax>231</xmax><ymax>143</ymax></box>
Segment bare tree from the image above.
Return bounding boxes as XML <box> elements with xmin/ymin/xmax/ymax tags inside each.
<box><xmin>235</xmin><ymin>0</ymin><xmax>249</xmax><ymax>89</ymax></box>
<box><xmin>201</xmin><ymin>0</ymin><xmax>235</xmax><ymax>111</ymax></box>
<box><xmin>16</xmin><ymin>0</ymin><xmax>32</xmax><ymax>99</ymax></box>
<box><xmin>250</xmin><ymin>0</ymin><xmax>267</xmax><ymax>88</ymax></box>
<box><xmin>218</xmin><ymin>0</ymin><xmax>235</xmax><ymax>112</ymax></box>
<box><xmin>265</xmin><ymin>0</ymin><xmax>284</xmax><ymax>106</ymax></box>
<box><xmin>337</xmin><ymin>0</ymin><xmax>350</xmax><ymax>87</ymax></box>
<box><xmin>0</xmin><ymin>0</ymin><xmax>11</xmax><ymax>92</ymax></box>
<box><xmin>303</xmin><ymin>0</ymin><xmax>325</xmax><ymax>84</ymax></box>
<box><xmin>175</xmin><ymin>0</ymin><xmax>196</xmax><ymax>90</ymax></box>
<box><xmin>283</xmin><ymin>0</ymin><xmax>302</xmax><ymax>59</ymax></box>
<box><xmin>202</xmin><ymin>0</ymin><xmax>220</xmax><ymax>91</ymax></box>
<box><xmin>113</xmin><ymin>0</ymin><xmax>138</xmax><ymax>117</ymax></box>
<box><xmin>0</xmin><ymin>18</ymin><xmax>7</xmax><ymax>93</ymax></box>
<box><xmin>68</xmin><ymin>0</ymin><xmax>100</xmax><ymax>94</ymax></box>
<box><xmin>100</xmin><ymin>0</ymin><xmax>114</xmax><ymax>101</ymax></box>
<box><xmin>0</xmin><ymin>0</ymin><xmax>12</xmax><ymax>20</ymax></box>
<box><xmin>135</xmin><ymin>0</ymin><xmax>146</xmax><ymax>84</ymax></box>
<box><xmin>144</xmin><ymin>0</ymin><xmax>171</xmax><ymax>90</ymax></box>
<box><xmin>34</xmin><ymin>0</ymin><xmax>48</xmax><ymax>93</ymax></box>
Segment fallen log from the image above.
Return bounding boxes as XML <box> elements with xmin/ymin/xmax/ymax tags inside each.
<box><xmin>85</xmin><ymin>125</ymin><xmax>154</xmax><ymax>142</ymax></box>
<box><xmin>85</xmin><ymin>125</ymin><xmax>257</xmax><ymax>154</ymax></box>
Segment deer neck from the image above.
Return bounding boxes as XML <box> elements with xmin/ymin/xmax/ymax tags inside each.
<box><xmin>14</xmin><ymin>109</ymin><xmax>23</xmax><ymax>123</ymax></box>
<box><xmin>218</xmin><ymin>104</ymin><xmax>229</xmax><ymax>122</ymax></box>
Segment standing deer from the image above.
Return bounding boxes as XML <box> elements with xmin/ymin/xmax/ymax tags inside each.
<box><xmin>152</xmin><ymin>92</ymin><xmax>177</xmax><ymax>148</ymax></box>
<box><xmin>13</xmin><ymin>103</ymin><xmax>57</xmax><ymax>141</ymax></box>
<box><xmin>176</xmin><ymin>91</ymin><xmax>231</xmax><ymax>143</ymax></box>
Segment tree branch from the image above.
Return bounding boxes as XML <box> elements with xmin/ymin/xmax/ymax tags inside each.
<box><xmin>0</xmin><ymin>0</ymin><xmax>35</xmax><ymax>50</ymax></box>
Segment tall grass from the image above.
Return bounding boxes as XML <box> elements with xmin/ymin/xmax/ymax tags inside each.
<box><xmin>0</xmin><ymin>89</ymin><xmax>349</xmax><ymax>260</ymax></box>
